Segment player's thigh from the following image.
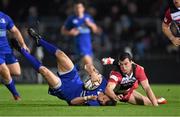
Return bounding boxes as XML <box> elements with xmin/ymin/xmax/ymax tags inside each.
<box><xmin>7</xmin><ymin>62</ymin><xmax>21</xmax><ymax>76</ymax></box>
<box><xmin>39</xmin><ymin>66</ymin><xmax>60</xmax><ymax>87</ymax></box>
<box><xmin>56</xmin><ymin>50</ymin><xmax>74</xmax><ymax>72</ymax></box>
<box><xmin>128</xmin><ymin>90</ymin><xmax>152</xmax><ymax>105</ymax></box>
<box><xmin>5</xmin><ymin>53</ymin><xmax>21</xmax><ymax>76</ymax></box>
<box><xmin>0</xmin><ymin>63</ymin><xmax>11</xmax><ymax>81</ymax></box>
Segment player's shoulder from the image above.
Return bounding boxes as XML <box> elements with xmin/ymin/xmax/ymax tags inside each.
<box><xmin>0</xmin><ymin>11</ymin><xmax>6</xmax><ymax>17</ymax></box>
<box><xmin>84</xmin><ymin>12</ymin><xmax>92</xmax><ymax>18</ymax></box>
<box><xmin>134</xmin><ymin>63</ymin><xmax>145</xmax><ymax>73</ymax></box>
<box><xmin>110</xmin><ymin>70</ymin><xmax>122</xmax><ymax>77</ymax></box>
<box><xmin>67</xmin><ymin>14</ymin><xmax>76</xmax><ymax>20</ymax></box>
<box><xmin>0</xmin><ymin>12</ymin><xmax>11</xmax><ymax>21</ymax></box>
<box><xmin>135</xmin><ymin>63</ymin><xmax>144</xmax><ymax>69</ymax></box>
<box><xmin>165</xmin><ymin>7</ymin><xmax>170</xmax><ymax>15</ymax></box>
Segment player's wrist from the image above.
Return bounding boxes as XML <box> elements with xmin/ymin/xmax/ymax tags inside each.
<box><xmin>83</xmin><ymin>96</ymin><xmax>88</xmax><ymax>101</ymax></box>
<box><xmin>83</xmin><ymin>96</ymin><xmax>92</xmax><ymax>101</ymax></box>
<box><xmin>169</xmin><ymin>36</ymin><xmax>175</xmax><ymax>41</ymax></box>
<box><xmin>112</xmin><ymin>95</ymin><xmax>119</xmax><ymax>101</ymax></box>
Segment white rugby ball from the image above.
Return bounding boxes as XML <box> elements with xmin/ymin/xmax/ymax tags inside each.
<box><xmin>84</xmin><ymin>78</ymin><xmax>101</xmax><ymax>90</ymax></box>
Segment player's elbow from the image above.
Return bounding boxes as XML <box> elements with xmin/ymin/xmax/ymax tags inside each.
<box><xmin>61</xmin><ymin>26</ymin><xmax>67</xmax><ymax>36</ymax></box>
<box><xmin>162</xmin><ymin>22</ymin><xmax>169</xmax><ymax>33</ymax></box>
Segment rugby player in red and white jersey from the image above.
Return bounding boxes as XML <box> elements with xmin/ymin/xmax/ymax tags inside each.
<box><xmin>162</xmin><ymin>0</ymin><xmax>180</xmax><ymax>46</ymax></box>
<box><xmin>102</xmin><ymin>52</ymin><xmax>167</xmax><ymax>106</ymax></box>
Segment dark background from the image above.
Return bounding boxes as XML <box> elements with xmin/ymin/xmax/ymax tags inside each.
<box><xmin>0</xmin><ymin>0</ymin><xmax>179</xmax><ymax>84</ymax></box>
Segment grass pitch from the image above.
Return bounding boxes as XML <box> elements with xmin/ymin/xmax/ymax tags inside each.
<box><xmin>0</xmin><ymin>84</ymin><xmax>179</xmax><ymax>116</ymax></box>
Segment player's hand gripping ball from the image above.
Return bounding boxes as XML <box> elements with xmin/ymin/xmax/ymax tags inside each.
<box><xmin>170</xmin><ymin>20</ymin><xmax>180</xmax><ymax>37</ymax></box>
<box><xmin>84</xmin><ymin>77</ymin><xmax>101</xmax><ymax>90</ymax></box>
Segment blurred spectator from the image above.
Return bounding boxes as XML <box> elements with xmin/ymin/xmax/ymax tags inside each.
<box><xmin>0</xmin><ymin>0</ymin><xmax>175</xmax><ymax>62</ymax></box>
<box><xmin>28</xmin><ymin>6</ymin><xmax>38</xmax><ymax>27</ymax></box>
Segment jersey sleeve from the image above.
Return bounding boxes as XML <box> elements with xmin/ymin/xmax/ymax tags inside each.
<box><xmin>135</xmin><ymin>65</ymin><xmax>148</xmax><ymax>82</ymax></box>
<box><xmin>163</xmin><ymin>8</ymin><xmax>172</xmax><ymax>25</ymax></box>
<box><xmin>85</xmin><ymin>13</ymin><xmax>95</xmax><ymax>23</ymax></box>
<box><xmin>108</xmin><ymin>71</ymin><xmax>122</xmax><ymax>84</ymax></box>
<box><xmin>64</xmin><ymin>16</ymin><xmax>73</xmax><ymax>30</ymax></box>
<box><xmin>5</xmin><ymin>14</ymin><xmax>14</xmax><ymax>30</ymax></box>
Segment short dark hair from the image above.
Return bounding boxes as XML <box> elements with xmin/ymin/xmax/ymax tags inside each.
<box><xmin>117</xmin><ymin>52</ymin><xmax>132</xmax><ymax>62</ymax></box>
<box><xmin>74</xmin><ymin>0</ymin><xmax>86</xmax><ymax>7</ymax></box>
<box><xmin>105</xmin><ymin>100</ymin><xmax>117</xmax><ymax>106</ymax></box>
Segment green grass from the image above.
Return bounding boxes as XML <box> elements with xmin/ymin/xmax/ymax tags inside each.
<box><xmin>0</xmin><ymin>84</ymin><xmax>179</xmax><ymax>116</ymax></box>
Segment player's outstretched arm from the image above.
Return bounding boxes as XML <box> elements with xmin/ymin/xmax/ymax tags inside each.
<box><xmin>70</xmin><ymin>95</ymin><xmax>97</xmax><ymax>105</ymax></box>
<box><xmin>105</xmin><ymin>82</ymin><xmax>120</xmax><ymax>101</ymax></box>
<box><xmin>140</xmin><ymin>80</ymin><xmax>158</xmax><ymax>106</ymax></box>
<box><xmin>84</xmin><ymin>64</ymin><xmax>102</xmax><ymax>82</ymax></box>
<box><xmin>10</xmin><ymin>26</ymin><xmax>30</xmax><ymax>52</ymax></box>
<box><xmin>162</xmin><ymin>22</ymin><xmax>180</xmax><ymax>46</ymax></box>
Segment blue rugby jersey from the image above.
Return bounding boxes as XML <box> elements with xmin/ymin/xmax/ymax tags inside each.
<box><xmin>81</xmin><ymin>77</ymin><xmax>107</xmax><ymax>106</ymax></box>
<box><xmin>64</xmin><ymin>13</ymin><xmax>94</xmax><ymax>56</ymax></box>
<box><xmin>51</xmin><ymin>67</ymin><xmax>107</xmax><ymax>106</ymax></box>
<box><xmin>0</xmin><ymin>11</ymin><xmax>14</xmax><ymax>54</ymax></box>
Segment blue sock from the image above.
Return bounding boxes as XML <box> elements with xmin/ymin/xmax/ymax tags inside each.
<box><xmin>39</xmin><ymin>39</ymin><xmax>58</xmax><ymax>56</ymax></box>
<box><xmin>5</xmin><ymin>79</ymin><xmax>19</xmax><ymax>96</ymax></box>
<box><xmin>21</xmin><ymin>48</ymin><xmax>42</xmax><ymax>72</ymax></box>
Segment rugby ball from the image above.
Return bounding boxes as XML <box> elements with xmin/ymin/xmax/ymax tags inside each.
<box><xmin>84</xmin><ymin>78</ymin><xmax>101</xmax><ymax>90</ymax></box>
<box><xmin>170</xmin><ymin>20</ymin><xmax>180</xmax><ymax>37</ymax></box>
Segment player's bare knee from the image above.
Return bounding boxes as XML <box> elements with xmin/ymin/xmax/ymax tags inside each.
<box><xmin>55</xmin><ymin>50</ymin><xmax>65</xmax><ymax>58</ymax></box>
<box><xmin>12</xmin><ymin>70</ymin><xmax>21</xmax><ymax>76</ymax></box>
<box><xmin>16</xmin><ymin>71</ymin><xmax>21</xmax><ymax>76</ymax></box>
<box><xmin>39</xmin><ymin>66</ymin><xmax>49</xmax><ymax>76</ymax></box>
<box><xmin>0</xmin><ymin>65</ymin><xmax>9</xmax><ymax>74</ymax></box>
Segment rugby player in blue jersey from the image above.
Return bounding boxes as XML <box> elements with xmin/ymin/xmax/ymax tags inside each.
<box><xmin>0</xmin><ymin>11</ymin><xmax>29</xmax><ymax>100</ymax></box>
<box><xmin>11</xmin><ymin>28</ymin><xmax>115</xmax><ymax>106</ymax></box>
<box><xmin>61</xmin><ymin>1</ymin><xmax>101</xmax><ymax>66</ymax></box>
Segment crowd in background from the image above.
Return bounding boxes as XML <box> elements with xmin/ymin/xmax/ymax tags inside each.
<box><xmin>0</xmin><ymin>0</ymin><xmax>179</xmax><ymax>66</ymax></box>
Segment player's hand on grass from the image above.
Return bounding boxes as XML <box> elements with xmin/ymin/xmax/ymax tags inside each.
<box><xmin>117</xmin><ymin>94</ymin><xmax>123</xmax><ymax>100</ymax></box>
<box><xmin>111</xmin><ymin>95</ymin><xmax>121</xmax><ymax>101</ymax></box>
<box><xmin>170</xmin><ymin>37</ymin><xmax>180</xmax><ymax>46</ymax></box>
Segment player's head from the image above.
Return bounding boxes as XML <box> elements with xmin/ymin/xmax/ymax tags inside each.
<box><xmin>74</xmin><ymin>0</ymin><xmax>85</xmax><ymax>16</ymax></box>
<box><xmin>173</xmin><ymin>0</ymin><xmax>180</xmax><ymax>8</ymax></box>
<box><xmin>98</xmin><ymin>92</ymin><xmax>117</xmax><ymax>106</ymax></box>
<box><xmin>117</xmin><ymin>52</ymin><xmax>133</xmax><ymax>74</ymax></box>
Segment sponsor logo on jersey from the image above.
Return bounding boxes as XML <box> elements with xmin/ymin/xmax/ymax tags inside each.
<box><xmin>77</xmin><ymin>26</ymin><xmax>90</xmax><ymax>34</ymax></box>
<box><xmin>171</xmin><ymin>11</ymin><xmax>180</xmax><ymax>20</ymax></box>
<box><xmin>120</xmin><ymin>73</ymin><xmax>136</xmax><ymax>85</ymax></box>
<box><xmin>0</xmin><ymin>18</ymin><xmax>5</xmax><ymax>23</ymax></box>
<box><xmin>110</xmin><ymin>75</ymin><xmax>118</xmax><ymax>82</ymax></box>
<box><xmin>0</xmin><ymin>29</ymin><xmax>6</xmax><ymax>37</ymax></box>
<box><xmin>73</xmin><ymin>19</ymin><xmax>78</xmax><ymax>24</ymax></box>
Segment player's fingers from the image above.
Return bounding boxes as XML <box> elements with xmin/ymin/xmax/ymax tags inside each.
<box><xmin>92</xmin><ymin>95</ymin><xmax>97</xmax><ymax>100</ymax></box>
<box><xmin>117</xmin><ymin>94</ymin><xmax>123</xmax><ymax>100</ymax></box>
